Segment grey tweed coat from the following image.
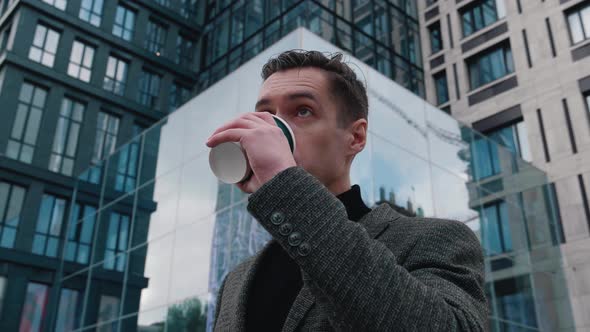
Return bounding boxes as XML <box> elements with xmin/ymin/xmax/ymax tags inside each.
<box><xmin>213</xmin><ymin>166</ymin><xmax>488</xmax><ymax>331</ymax></box>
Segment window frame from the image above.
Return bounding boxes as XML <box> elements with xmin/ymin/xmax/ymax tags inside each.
<box><xmin>428</xmin><ymin>21</ymin><xmax>443</xmax><ymax>54</ymax></box>
<box><xmin>28</xmin><ymin>23</ymin><xmax>60</xmax><ymax>68</ymax></box>
<box><xmin>67</xmin><ymin>40</ymin><xmax>95</xmax><ymax>82</ymax></box>
<box><xmin>112</xmin><ymin>5</ymin><xmax>135</xmax><ymax>41</ymax></box>
<box><xmin>467</xmin><ymin>41</ymin><xmax>514</xmax><ymax>90</ymax></box>
<box><xmin>103</xmin><ymin>212</ymin><xmax>130</xmax><ymax>272</ymax></box>
<box><xmin>7</xmin><ymin>82</ymin><xmax>48</xmax><ymax>164</ymax></box>
<box><xmin>103</xmin><ymin>55</ymin><xmax>128</xmax><ymax>96</ymax></box>
<box><xmin>0</xmin><ymin>181</ymin><xmax>26</xmax><ymax>248</ymax></box>
<box><xmin>49</xmin><ymin>97</ymin><xmax>85</xmax><ymax>176</ymax></box>
<box><xmin>566</xmin><ymin>2</ymin><xmax>590</xmax><ymax>45</ymax></box>
<box><xmin>32</xmin><ymin>193</ymin><xmax>67</xmax><ymax>257</ymax></box>
<box><xmin>79</xmin><ymin>0</ymin><xmax>103</xmax><ymax>27</ymax></box>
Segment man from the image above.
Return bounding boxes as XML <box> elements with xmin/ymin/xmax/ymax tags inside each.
<box><xmin>206</xmin><ymin>50</ymin><xmax>487</xmax><ymax>331</ymax></box>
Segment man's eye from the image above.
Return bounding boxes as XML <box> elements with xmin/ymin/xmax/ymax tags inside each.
<box><xmin>297</xmin><ymin>108</ymin><xmax>312</xmax><ymax>117</ymax></box>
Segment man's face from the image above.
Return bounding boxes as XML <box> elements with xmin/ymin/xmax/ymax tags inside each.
<box><xmin>255</xmin><ymin>67</ymin><xmax>365</xmax><ymax>190</ymax></box>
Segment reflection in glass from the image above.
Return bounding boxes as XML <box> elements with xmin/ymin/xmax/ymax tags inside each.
<box><xmin>79</xmin><ymin>0</ymin><xmax>103</xmax><ymax>27</ymax></box>
<box><xmin>32</xmin><ymin>194</ymin><xmax>67</xmax><ymax>257</ymax></box>
<box><xmin>97</xmin><ymin>295</ymin><xmax>120</xmax><ymax>332</ymax></box>
<box><xmin>56</xmin><ymin>288</ymin><xmax>81</xmax><ymax>331</ymax></box>
<box><xmin>50</xmin><ymin>97</ymin><xmax>85</xmax><ymax>176</ymax></box>
<box><xmin>28</xmin><ymin>24</ymin><xmax>60</xmax><ymax>67</ymax></box>
<box><xmin>0</xmin><ymin>181</ymin><xmax>26</xmax><ymax>248</ymax></box>
<box><xmin>113</xmin><ymin>5</ymin><xmax>135</xmax><ymax>41</ymax></box>
<box><xmin>7</xmin><ymin>82</ymin><xmax>47</xmax><ymax>164</ymax></box>
<box><xmin>104</xmin><ymin>212</ymin><xmax>130</xmax><ymax>271</ymax></box>
<box><xmin>19</xmin><ymin>283</ymin><xmax>48</xmax><ymax>332</ymax></box>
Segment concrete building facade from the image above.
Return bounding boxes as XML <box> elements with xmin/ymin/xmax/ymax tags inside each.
<box><xmin>420</xmin><ymin>0</ymin><xmax>590</xmax><ymax>330</ymax></box>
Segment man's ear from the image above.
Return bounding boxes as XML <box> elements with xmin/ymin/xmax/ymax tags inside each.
<box><xmin>348</xmin><ymin>118</ymin><xmax>368</xmax><ymax>155</ymax></box>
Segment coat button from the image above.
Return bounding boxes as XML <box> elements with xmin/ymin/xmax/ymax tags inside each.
<box><xmin>279</xmin><ymin>223</ymin><xmax>293</xmax><ymax>236</ymax></box>
<box><xmin>288</xmin><ymin>232</ymin><xmax>302</xmax><ymax>246</ymax></box>
<box><xmin>298</xmin><ymin>242</ymin><xmax>311</xmax><ymax>256</ymax></box>
<box><xmin>270</xmin><ymin>211</ymin><xmax>285</xmax><ymax>225</ymax></box>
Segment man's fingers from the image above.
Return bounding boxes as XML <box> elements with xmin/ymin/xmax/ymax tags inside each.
<box><xmin>249</xmin><ymin>111</ymin><xmax>276</xmax><ymax>125</ymax></box>
<box><xmin>208</xmin><ymin>117</ymin><xmax>258</xmax><ymax>138</ymax></box>
<box><xmin>206</xmin><ymin>128</ymin><xmax>249</xmax><ymax>147</ymax></box>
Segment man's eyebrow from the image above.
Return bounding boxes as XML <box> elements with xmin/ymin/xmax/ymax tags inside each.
<box><xmin>255</xmin><ymin>92</ymin><xmax>319</xmax><ymax>111</ymax></box>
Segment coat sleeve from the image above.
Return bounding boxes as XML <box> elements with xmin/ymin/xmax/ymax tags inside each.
<box><xmin>213</xmin><ymin>274</ymin><xmax>228</xmax><ymax>329</ymax></box>
<box><xmin>246</xmin><ymin>166</ymin><xmax>488</xmax><ymax>331</ymax></box>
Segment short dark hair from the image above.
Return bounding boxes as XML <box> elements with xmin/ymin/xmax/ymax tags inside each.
<box><xmin>261</xmin><ymin>50</ymin><xmax>368</xmax><ymax>127</ymax></box>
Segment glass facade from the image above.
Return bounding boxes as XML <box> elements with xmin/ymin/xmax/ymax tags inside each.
<box><xmin>198</xmin><ymin>0</ymin><xmax>424</xmax><ymax>97</ymax></box>
<box><xmin>53</xmin><ymin>29</ymin><xmax>573</xmax><ymax>332</ymax></box>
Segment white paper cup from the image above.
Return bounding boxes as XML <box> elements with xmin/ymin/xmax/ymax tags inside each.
<box><xmin>209</xmin><ymin>115</ymin><xmax>295</xmax><ymax>184</ymax></box>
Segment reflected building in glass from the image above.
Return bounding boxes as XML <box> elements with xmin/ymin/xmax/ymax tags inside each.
<box><xmin>0</xmin><ymin>0</ymin><xmax>201</xmax><ymax>330</ymax></box>
<box><xmin>0</xmin><ymin>0</ymin><xmax>585</xmax><ymax>331</ymax></box>
<box><xmin>56</xmin><ymin>29</ymin><xmax>575</xmax><ymax>332</ymax></box>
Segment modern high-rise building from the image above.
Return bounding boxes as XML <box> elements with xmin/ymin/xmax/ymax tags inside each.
<box><xmin>0</xmin><ymin>0</ymin><xmax>201</xmax><ymax>330</ymax></box>
<box><xmin>419</xmin><ymin>0</ymin><xmax>590</xmax><ymax>329</ymax></box>
<box><xmin>0</xmin><ymin>0</ymin><xmax>588</xmax><ymax>331</ymax></box>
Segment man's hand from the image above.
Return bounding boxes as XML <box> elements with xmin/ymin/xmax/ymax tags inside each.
<box><xmin>206</xmin><ymin>112</ymin><xmax>297</xmax><ymax>193</ymax></box>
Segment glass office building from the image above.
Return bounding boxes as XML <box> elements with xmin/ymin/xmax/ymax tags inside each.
<box><xmin>54</xmin><ymin>29</ymin><xmax>574</xmax><ymax>331</ymax></box>
<box><xmin>198</xmin><ymin>0</ymin><xmax>424</xmax><ymax>97</ymax></box>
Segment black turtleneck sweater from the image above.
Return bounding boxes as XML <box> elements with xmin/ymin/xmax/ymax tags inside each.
<box><xmin>245</xmin><ymin>184</ymin><xmax>371</xmax><ymax>331</ymax></box>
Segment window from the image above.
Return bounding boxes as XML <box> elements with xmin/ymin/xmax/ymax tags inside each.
<box><xmin>115</xmin><ymin>125</ymin><xmax>142</xmax><ymax>192</ymax></box>
<box><xmin>7</xmin><ymin>82</ymin><xmax>47</xmax><ymax>164</ymax></box>
<box><xmin>154</xmin><ymin>0</ymin><xmax>170</xmax><ymax>7</ymax></box>
<box><xmin>19</xmin><ymin>283</ymin><xmax>49</xmax><ymax>332</ymax></box>
<box><xmin>460</xmin><ymin>0</ymin><xmax>505</xmax><ymax>37</ymax></box>
<box><xmin>49</xmin><ymin>98</ymin><xmax>84</xmax><ymax>176</ymax></box>
<box><xmin>79</xmin><ymin>0</ymin><xmax>103</xmax><ymax>27</ymax></box>
<box><xmin>104</xmin><ymin>212</ymin><xmax>129</xmax><ymax>271</ymax></box>
<box><xmin>0</xmin><ymin>181</ymin><xmax>26</xmax><ymax>248</ymax></box>
<box><xmin>480</xmin><ymin>200</ymin><xmax>511</xmax><ymax>256</ymax></box>
<box><xmin>433</xmin><ymin>71</ymin><xmax>449</xmax><ymax>105</ymax></box>
<box><xmin>169</xmin><ymin>82</ymin><xmax>190</xmax><ymax>113</ymax></box>
<box><xmin>489</xmin><ymin>276</ymin><xmax>538</xmax><ymax>330</ymax></box>
<box><xmin>567</xmin><ymin>3</ymin><xmax>590</xmax><ymax>44</ymax></box>
<box><xmin>32</xmin><ymin>194</ymin><xmax>67</xmax><ymax>257</ymax></box>
<box><xmin>112</xmin><ymin>5</ymin><xmax>135</xmax><ymax>41</ymax></box>
<box><xmin>103</xmin><ymin>55</ymin><xmax>128</xmax><ymax>96</ymax></box>
<box><xmin>471</xmin><ymin>119</ymin><xmax>530</xmax><ymax>180</ymax></box>
<box><xmin>137</xmin><ymin>70</ymin><xmax>161</xmax><ymax>109</ymax></box>
<box><xmin>0</xmin><ymin>25</ymin><xmax>11</xmax><ymax>54</ymax></box>
<box><xmin>492</xmin><ymin>120</ymin><xmax>530</xmax><ymax>160</ymax></box>
<box><xmin>0</xmin><ymin>276</ymin><xmax>6</xmax><ymax>316</ymax></box>
<box><xmin>428</xmin><ymin>22</ymin><xmax>442</xmax><ymax>54</ymax></box>
<box><xmin>29</xmin><ymin>24</ymin><xmax>60</xmax><ymax>67</ymax></box>
<box><xmin>56</xmin><ymin>288</ymin><xmax>81</xmax><ymax>331</ymax></box>
<box><xmin>467</xmin><ymin>43</ymin><xmax>514</xmax><ymax>89</ymax></box>
<box><xmin>65</xmin><ymin>203</ymin><xmax>96</xmax><ymax>264</ymax></box>
<box><xmin>42</xmin><ymin>0</ymin><xmax>66</xmax><ymax>10</ymax></box>
<box><xmin>176</xmin><ymin>34</ymin><xmax>195</xmax><ymax>67</ymax></box>
<box><xmin>87</xmin><ymin>112</ymin><xmax>119</xmax><ymax>183</ymax></box>
<box><xmin>97</xmin><ymin>295</ymin><xmax>120</xmax><ymax>332</ymax></box>
<box><xmin>180</xmin><ymin>0</ymin><xmax>198</xmax><ymax>20</ymax></box>
<box><xmin>92</xmin><ymin>112</ymin><xmax>119</xmax><ymax>164</ymax></box>
<box><xmin>145</xmin><ymin>20</ymin><xmax>167</xmax><ymax>56</ymax></box>
<box><xmin>67</xmin><ymin>40</ymin><xmax>94</xmax><ymax>82</ymax></box>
